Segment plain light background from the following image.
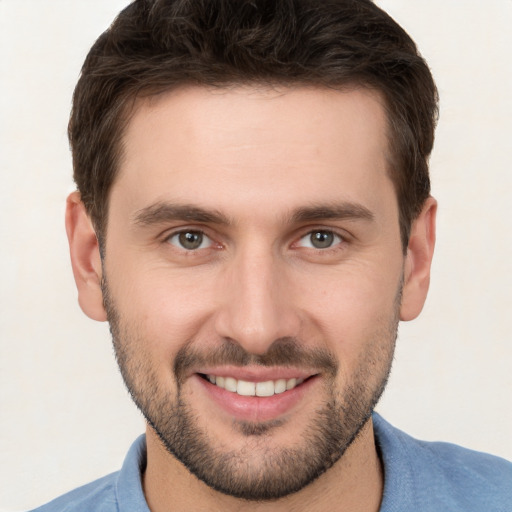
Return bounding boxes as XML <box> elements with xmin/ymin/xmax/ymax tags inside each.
<box><xmin>1</xmin><ymin>1</ymin><xmax>511</xmax><ymax>511</ymax></box>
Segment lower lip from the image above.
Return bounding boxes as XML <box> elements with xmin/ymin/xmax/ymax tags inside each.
<box><xmin>193</xmin><ymin>374</ymin><xmax>318</xmax><ymax>423</ymax></box>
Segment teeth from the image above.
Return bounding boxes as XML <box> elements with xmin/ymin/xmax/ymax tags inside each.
<box><xmin>225</xmin><ymin>377</ymin><xmax>238</xmax><ymax>393</ymax></box>
<box><xmin>286</xmin><ymin>378</ymin><xmax>297</xmax><ymax>390</ymax></box>
<box><xmin>274</xmin><ymin>379</ymin><xmax>287</xmax><ymax>394</ymax></box>
<box><xmin>255</xmin><ymin>381</ymin><xmax>274</xmax><ymax>397</ymax></box>
<box><xmin>237</xmin><ymin>380</ymin><xmax>256</xmax><ymax>396</ymax></box>
<box><xmin>205</xmin><ymin>375</ymin><xmax>305</xmax><ymax>396</ymax></box>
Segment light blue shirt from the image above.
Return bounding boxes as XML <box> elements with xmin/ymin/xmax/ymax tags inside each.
<box><xmin>30</xmin><ymin>414</ymin><xmax>512</xmax><ymax>511</ymax></box>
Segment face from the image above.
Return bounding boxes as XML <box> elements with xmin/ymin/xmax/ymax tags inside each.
<box><xmin>90</xmin><ymin>86</ymin><xmax>414</xmax><ymax>499</ymax></box>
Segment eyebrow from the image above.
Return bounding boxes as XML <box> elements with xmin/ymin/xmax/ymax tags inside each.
<box><xmin>132</xmin><ymin>200</ymin><xmax>374</xmax><ymax>228</ymax></box>
<box><xmin>133</xmin><ymin>202</ymin><xmax>231</xmax><ymax>226</ymax></box>
<box><xmin>290</xmin><ymin>202</ymin><xmax>374</xmax><ymax>224</ymax></box>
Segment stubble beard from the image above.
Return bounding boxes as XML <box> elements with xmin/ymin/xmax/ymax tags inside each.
<box><xmin>102</xmin><ymin>278</ymin><xmax>399</xmax><ymax>501</ymax></box>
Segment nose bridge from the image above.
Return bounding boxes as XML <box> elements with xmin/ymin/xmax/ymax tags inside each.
<box><xmin>215</xmin><ymin>239</ymin><xmax>300</xmax><ymax>355</ymax></box>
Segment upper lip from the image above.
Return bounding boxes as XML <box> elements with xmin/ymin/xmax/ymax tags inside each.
<box><xmin>194</xmin><ymin>365</ymin><xmax>317</xmax><ymax>382</ymax></box>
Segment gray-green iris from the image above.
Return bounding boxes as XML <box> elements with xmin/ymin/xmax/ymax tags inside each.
<box><xmin>311</xmin><ymin>231</ymin><xmax>334</xmax><ymax>249</ymax></box>
<box><xmin>179</xmin><ymin>231</ymin><xmax>203</xmax><ymax>250</ymax></box>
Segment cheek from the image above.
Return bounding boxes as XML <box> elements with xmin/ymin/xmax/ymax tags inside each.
<box><xmin>296</xmin><ymin>263</ymin><xmax>401</xmax><ymax>348</ymax></box>
<box><xmin>108</xmin><ymin>263</ymin><xmax>219</xmax><ymax>354</ymax></box>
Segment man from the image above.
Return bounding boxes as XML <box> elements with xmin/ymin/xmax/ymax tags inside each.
<box><xmin>31</xmin><ymin>0</ymin><xmax>512</xmax><ymax>511</ymax></box>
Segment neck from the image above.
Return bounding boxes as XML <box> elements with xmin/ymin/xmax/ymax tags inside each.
<box><xmin>143</xmin><ymin>418</ymin><xmax>383</xmax><ymax>512</ymax></box>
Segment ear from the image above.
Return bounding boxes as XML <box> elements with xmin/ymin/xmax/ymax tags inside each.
<box><xmin>400</xmin><ymin>197</ymin><xmax>437</xmax><ymax>321</ymax></box>
<box><xmin>65</xmin><ymin>191</ymin><xmax>107</xmax><ymax>321</ymax></box>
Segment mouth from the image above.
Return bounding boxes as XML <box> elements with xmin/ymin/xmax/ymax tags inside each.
<box><xmin>193</xmin><ymin>368</ymin><xmax>320</xmax><ymax>422</ymax></box>
<box><xmin>199</xmin><ymin>374</ymin><xmax>306</xmax><ymax>397</ymax></box>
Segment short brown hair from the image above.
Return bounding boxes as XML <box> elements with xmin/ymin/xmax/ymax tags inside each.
<box><xmin>69</xmin><ymin>0</ymin><xmax>438</xmax><ymax>248</ymax></box>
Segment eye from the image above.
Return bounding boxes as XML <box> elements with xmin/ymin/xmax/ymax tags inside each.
<box><xmin>167</xmin><ymin>230</ymin><xmax>213</xmax><ymax>251</ymax></box>
<box><xmin>297</xmin><ymin>230</ymin><xmax>343</xmax><ymax>249</ymax></box>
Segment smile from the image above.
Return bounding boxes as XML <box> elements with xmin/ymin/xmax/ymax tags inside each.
<box><xmin>204</xmin><ymin>375</ymin><xmax>305</xmax><ymax>397</ymax></box>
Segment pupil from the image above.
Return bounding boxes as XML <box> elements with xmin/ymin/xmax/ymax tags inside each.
<box><xmin>179</xmin><ymin>231</ymin><xmax>202</xmax><ymax>250</ymax></box>
<box><xmin>311</xmin><ymin>231</ymin><xmax>333</xmax><ymax>249</ymax></box>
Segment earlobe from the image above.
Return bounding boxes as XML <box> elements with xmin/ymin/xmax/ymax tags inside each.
<box><xmin>65</xmin><ymin>191</ymin><xmax>107</xmax><ymax>321</ymax></box>
<box><xmin>400</xmin><ymin>197</ymin><xmax>437</xmax><ymax>321</ymax></box>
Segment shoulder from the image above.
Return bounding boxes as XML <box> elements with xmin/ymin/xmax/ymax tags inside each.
<box><xmin>417</xmin><ymin>436</ymin><xmax>512</xmax><ymax>490</ymax></box>
<box><xmin>28</xmin><ymin>435</ymin><xmax>149</xmax><ymax>512</ymax></box>
<box><xmin>28</xmin><ymin>472</ymin><xmax>119</xmax><ymax>512</ymax></box>
<box><xmin>373</xmin><ymin>413</ymin><xmax>512</xmax><ymax>511</ymax></box>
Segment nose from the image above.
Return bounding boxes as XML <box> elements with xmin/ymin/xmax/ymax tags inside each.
<box><xmin>214</xmin><ymin>245</ymin><xmax>302</xmax><ymax>355</ymax></box>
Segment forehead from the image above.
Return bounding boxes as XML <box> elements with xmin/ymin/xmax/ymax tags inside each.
<box><xmin>113</xmin><ymin>85</ymin><xmax>395</xmax><ymax>224</ymax></box>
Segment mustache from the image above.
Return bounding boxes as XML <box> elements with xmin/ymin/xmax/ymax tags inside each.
<box><xmin>174</xmin><ymin>337</ymin><xmax>338</xmax><ymax>381</ymax></box>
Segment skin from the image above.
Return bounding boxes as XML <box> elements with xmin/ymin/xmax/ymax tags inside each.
<box><xmin>66</xmin><ymin>86</ymin><xmax>436</xmax><ymax>512</ymax></box>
